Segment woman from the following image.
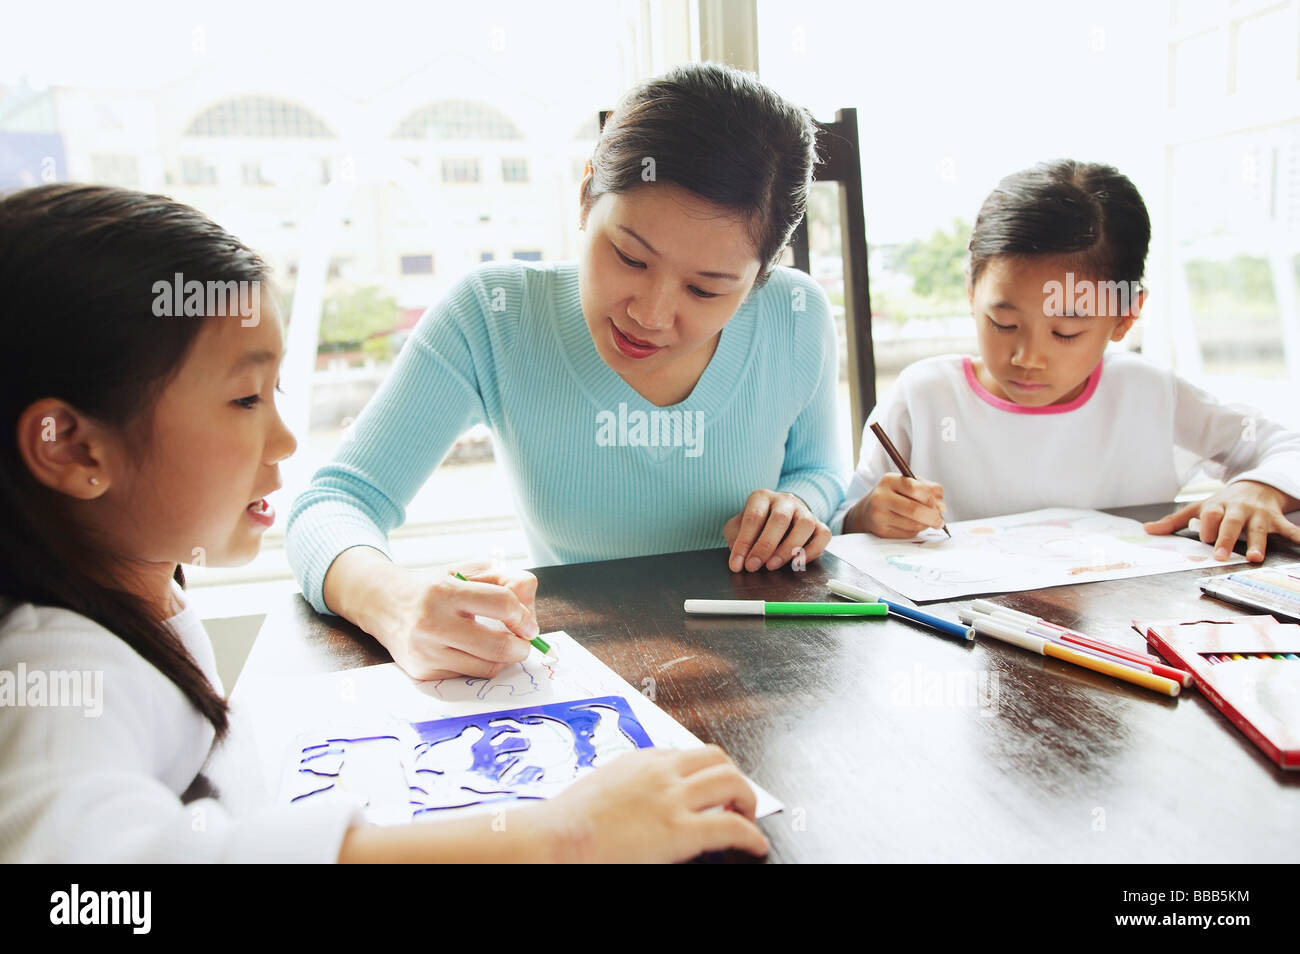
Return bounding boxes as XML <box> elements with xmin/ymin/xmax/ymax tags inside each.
<box><xmin>287</xmin><ymin>63</ymin><xmax>847</xmax><ymax>680</ymax></box>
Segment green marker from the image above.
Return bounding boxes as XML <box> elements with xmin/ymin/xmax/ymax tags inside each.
<box><xmin>453</xmin><ymin>572</ymin><xmax>553</xmax><ymax>656</ymax></box>
<box><xmin>684</xmin><ymin>599</ymin><xmax>889</xmax><ymax>617</ymax></box>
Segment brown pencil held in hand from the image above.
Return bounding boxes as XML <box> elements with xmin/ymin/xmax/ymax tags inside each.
<box><xmin>868</xmin><ymin>422</ymin><xmax>951</xmax><ymax>538</ymax></box>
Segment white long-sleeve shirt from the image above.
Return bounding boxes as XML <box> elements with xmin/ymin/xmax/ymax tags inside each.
<box><xmin>0</xmin><ymin>581</ymin><xmax>362</xmax><ymax>862</ymax></box>
<box><xmin>831</xmin><ymin>352</ymin><xmax>1300</xmax><ymax>533</ymax></box>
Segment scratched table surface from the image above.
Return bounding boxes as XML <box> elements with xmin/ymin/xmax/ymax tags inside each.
<box><xmin>227</xmin><ymin>504</ymin><xmax>1300</xmax><ymax>862</ymax></box>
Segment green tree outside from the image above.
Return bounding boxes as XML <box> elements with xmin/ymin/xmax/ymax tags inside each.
<box><xmin>317</xmin><ymin>285</ymin><xmax>402</xmax><ymax>362</ymax></box>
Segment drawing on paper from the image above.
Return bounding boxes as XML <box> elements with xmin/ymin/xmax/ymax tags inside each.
<box><xmin>284</xmin><ymin>695</ymin><xmax>654</xmax><ymax>823</ymax></box>
<box><xmin>826</xmin><ymin>507</ymin><xmax>1247</xmax><ymax>602</ymax></box>
<box><xmin>427</xmin><ymin>660</ymin><xmax>544</xmax><ymax>702</ymax></box>
<box><xmin>421</xmin><ymin>657</ymin><xmax>570</xmax><ymax>703</ymax></box>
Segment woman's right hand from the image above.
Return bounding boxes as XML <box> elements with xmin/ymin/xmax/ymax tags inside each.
<box><xmin>536</xmin><ymin>746</ymin><xmax>770</xmax><ymax>863</ymax></box>
<box><xmin>365</xmin><ymin>558</ymin><xmax>540</xmax><ymax>680</ymax></box>
<box><xmin>845</xmin><ymin>472</ymin><xmax>946</xmax><ymax>537</ymax></box>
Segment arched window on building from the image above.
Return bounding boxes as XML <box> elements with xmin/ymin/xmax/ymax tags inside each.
<box><xmin>390</xmin><ymin>100</ymin><xmax>523</xmax><ymax>141</ymax></box>
<box><xmin>183</xmin><ymin>95</ymin><xmax>337</xmax><ymax>139</ymax></box>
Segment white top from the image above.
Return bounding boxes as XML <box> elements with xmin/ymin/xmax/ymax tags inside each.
<box><xmin>0</xmin><ymin>581</ymin><xmax>363</xmax><ymax>862</ymax></box>
<box><xmin>831</xmin><ymin>352</ymin><xmax>1300</xmax><ymax>532</ymax></box>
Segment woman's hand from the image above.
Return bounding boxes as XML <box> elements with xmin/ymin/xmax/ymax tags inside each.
<box><xmin>535</xmin><ymin>746</ymin><xmax>769</xmax><ymax>863</ymax></box>
<box><xmin>366</xmin><ymin>558</ymin><xmax>540</xmax><ymax>680</ymax></box>
<box><xmin>1143</xmin><ymin>480</ymin><xmax>1300</xmax><ymax>562</ymax></box>
<box><xmin>722</xmin><ymin>489</ymin><xmax>831</xmax><ymax>572</ymax></box>
<box><xmin>843</xmin><ymin>473</ymin><xmax>946</xmax><ymax>537</ymax></box>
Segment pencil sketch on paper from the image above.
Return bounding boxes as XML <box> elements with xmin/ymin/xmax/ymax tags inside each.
<box><xmin>282</xmin><ymin>695</ymin><xmax>654</xmax><ymax>824</ymax></box>
<box><xmin>826</xmin><ymin>507</ymin><xmax>1247</xmax><ymax>602</ymax></box>
<box><xmin>420</xmin><ymin>656</ymin><xmax>576</xmax><ymax>703</ymax></box>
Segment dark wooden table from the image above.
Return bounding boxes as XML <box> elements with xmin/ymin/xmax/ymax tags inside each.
<box><xmin>230</xmin><ymin>504</ymin><xmax>1300</xmax><ymax>862</ymax></box>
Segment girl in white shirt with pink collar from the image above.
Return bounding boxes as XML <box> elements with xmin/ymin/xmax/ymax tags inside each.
<box><xmin>834</xmin><ymin>160</ymin><xmax>1300</xmax><ymax>562</ymax></box>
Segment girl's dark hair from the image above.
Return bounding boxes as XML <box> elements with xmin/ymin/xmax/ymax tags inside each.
<box><xmin>0</xmin><ymin>183</ymin><xmax>271</xmax><ymax>738</ymax></box>
<box><xmin>581</xmin><ymin>61</ymin><xmax>817</xmax><ymax>288</ymax></box>
<box><xmin>968</xmin><ymin>159</ymin><xmax>1151</xmax><ymax>288</ymax></box>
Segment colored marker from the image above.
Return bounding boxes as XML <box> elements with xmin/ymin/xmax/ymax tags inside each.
<box><xmin>967</xmin><ymin>601</ymin><xmax>1156</xmax><ymax>664</ymax></box>
<box><xmin>1020</xmin><ymin>622</ymin><xmax>1161</xmax><ymax>671</ymax></box>
<box><xmin>452</xmin><ymin>571</ymin><xmax>553</xmax><ymax>658</ymax></box>
<box><xmin>828</xmin><ymin>578</ymin><xmax>974</xmax><ymax>641</ymax></box>
<box><xmin>971</xmin><ymin>616</ymin><xmax>1181</xmax><ymax>697</ymax></box>
<box><xmin>975</xmin><ymin>608</ymin><xmax>1190</xmax><ymax>685</ymax></box>
<box><xmin>967</xmin><ymin>600</ymin><xmax>1192</xmax><ymax>687</ymax></box>
<box><xmin>684</xmin><ymin>599</ymin><xmax>888</xmax><ymax>617</ymax></box>
<box><xmin>970</xmin><ymin>607</ymin><xmax>1157</xmax><ymax>672</ymax></box>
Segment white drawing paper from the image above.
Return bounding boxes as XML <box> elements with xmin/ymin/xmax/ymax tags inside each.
<box><xmin>826</xmin><ymin>507</ymin><xmax>1247</xmax><ymax>602</ymax></box>
<box><xmin>235</xmin><ymin>630</ymin><xmax>782</xmax><ymax>824</ymax></box>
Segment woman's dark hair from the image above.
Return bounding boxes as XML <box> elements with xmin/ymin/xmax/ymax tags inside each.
<box><xmin>968</xmin><ymin>160</ymin><xmax>1151</xmax><ymax>288</ymax></box>
<box><xmin>0</xmin><ymin>183</ymin><xmax>271</xmax><ymax>738</ymax></box>
<box><xmin>581</xmin><ymin>61</ymin><xmax>818</xmax><ymax>288</ymax></box>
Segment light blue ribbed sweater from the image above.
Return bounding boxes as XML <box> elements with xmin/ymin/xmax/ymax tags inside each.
<box><xmin>287</xmin><ymin>261</ymin><xmax>847</xmax><ymax>614</ymax></box>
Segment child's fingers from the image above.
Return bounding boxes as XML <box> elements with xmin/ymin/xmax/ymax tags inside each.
<box><xmin>1142</xmin><ymin>500</ymin><xmax>1201</xmax><ymax>534</ymax></box>
<box><xmin>672</xmin><ymin>743</ymin><xmax>732</xmax><ymax>774</ymax></box>
<box><xmin>881</xmin><ymin>516</ymin><xmax>933</xmax><ymax>537</ymax></box>
<box><xmin>1245</xmin><ymin>515</ymin><xmax>1270</xmax><ymax>562</ymax></box>
<box><xmin>1274</xmin><ymin>514</ymin><xmax>1300</xmax><ymax>546</ymax></box>
<box><xmin>689</xmin><ymin>810</ymin><xmax>770</xmax><ymax>858</ymax></box>
<box><xmin>895</xmin><ymin>521</ymin><xmax>933</xmax><ymax>537</ymax></box>
<box><xmin>682</xmin><ymin>763</ymin><xmax>759</xmax><ymax>818</ymax></box>
<box><xmin>1197</xmin><ymin>503</ymin><xmax>1224</xmax><ymax>545</ymax></box>
<box><xmin>1211</xmin><ymin>504</ymin><xmax>1247</xmax><ymax>559</ymax></box>
<box><xmin>1244</xmin><ymin>510</ymin><xmax>1300</xmax><ymax>562</ymax></box>
<box><xmin>888</xmin><ymin>492</ymin><xmax>943</xmax><ymax>529</ymax></box>
<box><xmin>902</xmin><ymin>477</ymin><xmax>946</xmax><ymax>512</ymax></box>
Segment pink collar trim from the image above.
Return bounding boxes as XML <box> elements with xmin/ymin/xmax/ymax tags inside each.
<box><xmin>962</xmin><ymin>356</ymin><xmax>1103</xmax><ymax>414</ymax></box>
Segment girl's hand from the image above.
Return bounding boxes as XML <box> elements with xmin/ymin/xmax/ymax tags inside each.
<box><xmin>536</xmin><ymin>746</ymin><xmax>770</xmax><ymax>863</ymax></box>
<box><xmin>723</xmin><ymin>489</ymin><xmax>831</xmax><ymax>572</ymax></box>
<box><xmin>1143</xmin><ymin>480</ymin><xmax>1300</xmax><ymax>562</ymax></box>
<box><xmin>376</xmin><ymin>560</ymin><xmax>540</xmax><ymax>680</ymax></box>
<box><xmin>844</xmin><ymin>473</ymin><xmax>946</xmax><ymax>537</ymax></box>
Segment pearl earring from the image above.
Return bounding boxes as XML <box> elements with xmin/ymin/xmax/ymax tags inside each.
<box><xmin>89</xmin><ymin>477</ymin><xmax>99</xmax><ymax>485</ymax></box>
